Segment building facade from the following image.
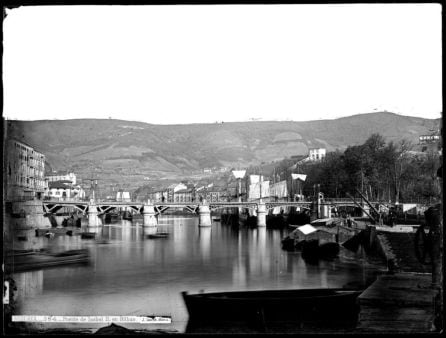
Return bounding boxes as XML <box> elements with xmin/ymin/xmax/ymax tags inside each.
<box><xmin>116</xmin><ymin>190</ymin><xmax>132</xmax><ymax>202</ymax></box>
<box><xmin>46</xmin><ymin>172</ymin><xmax>77</xmax><ymax>185</ymax></box>
<box><xmin>146</xmin><ymin>190</ymin><xmax>167</xmax><ymax>202</ymax></box>
<box><xmin>5</xmin><ymin>138</ymin><xmax>47</xmax><ymax>201</ymax></box>
<box><xmin>45</xmin><ymin>180</ymin><xmax>86</xmax><ymax>201</ymax></box>
<box><xmin>308</xmin><ymin>148</ymin><xmax>326</xmax><ymax>161</ymax></box>
<box><xmin>174</xmin><ymin>188</ymin><xmax>194</xmax><ymax>202</ymax></box>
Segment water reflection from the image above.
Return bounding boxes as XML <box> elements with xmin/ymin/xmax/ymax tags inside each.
<box><xmin>11</xmin><ymin>216</ymin><xmax>384</xmax><ymax>333</ymax></box>
<box><xmin>198</xmin><ymin>227</ymin><xmax>211</xmax><ymax>262</ymax></box>
<box><xmin>13</xmin><ymin>270</ymin><xmax>43</xmax><ymax>306</ymax></box>
<box><xmin>143</xmin><ymin>226</ymin><xmax>157</xmax><ymax>236</ymax></box>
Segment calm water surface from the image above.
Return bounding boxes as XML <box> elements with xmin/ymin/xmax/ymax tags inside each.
<box><xmin>13</xmin><ymin>216</ymin><xmax>383</xmax><ymax>332</ymax></box>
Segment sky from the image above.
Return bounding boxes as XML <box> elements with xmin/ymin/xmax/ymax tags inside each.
<box><xmin>2</xmin><ymin>4</ymin><xmax>442</xmax><ymax>124</ymax></box>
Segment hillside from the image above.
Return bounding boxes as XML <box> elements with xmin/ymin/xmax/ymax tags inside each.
<box><xmin>5</xmin><ymin>112</ymin><xmax>440</xmax><ymax>193</ymax></box>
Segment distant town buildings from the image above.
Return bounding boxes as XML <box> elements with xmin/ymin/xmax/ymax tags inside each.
<box><xmin>5</xmin><ymin>138</ymin><xmax>47</xmax><ymax>201</ymax></box>
<box><xmin>419</xmin><ymin>134</ymin><xmax>440</xmax><ymax>144</ymax></box>
<box><xmin>146</xmin><ymin>190</ymin><xmax>167</xmax><ymax>202</ymax></box>
<box><xmin>45</xmin><ymin>180</ymin><xmax>86</xmax><ymax>201</ymax></box>
<box><xmin>174</xmin><ymin>188</ymin><xmax>194</xmax><ymax>202</ymax></box>
<box><xmin>116</xmin><ymin>190</ymin><xmax>132</xmax><ymax>202</ymax></box>
<box><xmin>308</xmin><ymin>148</ymin><xmax>326</xmax><ymax>161</ymax></box>
<box><xmin>43</xmin><ymin>171</ymin><xmax>86</xmax><ymax>201</ymax></box>
<box><xmin>138</xmin><ymin>182</ymin><xmax>228</xmax><ymax>203</ymax></box>
<box><xmin>202</xmin><ymin>167</ymin><xmax>229</xmax><ymax>174</ymax></box>
<box><xmin>46</xmin><ymin>171</ymin><xmax>77</xmax><ymax>185</ymax></box>
<box><xmin>418</xmin><ymin>131</ymin><xmax>441</xmax><ymax>155</ymax></box>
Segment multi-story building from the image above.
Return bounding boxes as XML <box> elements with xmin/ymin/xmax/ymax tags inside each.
<box><xmin>173</xmin><ymin>188</ymin><xmax>194</xmax><ymax>202</ymax></box>
<box><xmin>45</xmin><ymin>180</ymin><xmax>86</xmax><ymax>201</ymax></box>
<box><xmin>419</xmin><ymin>134</ymin><xmax>440</xmax><ymax>144</ymax></box>
<box><xmin>5</xmin><ymin>138</ymin><xmax>47</xmax><ymax>201</ymax></box>
<box><xmin>308</xmin><ymin>148</ymin><xmax>326</xmax><ymax>161</ymax></box>
<box><xmin>146</xmin><ymin>190</ymin><xmax>167</xmax><ymax>202</ymax></box>
<box><xmin>46</xmin><ymin>171</ymin><xmax>77</xmax><ymax>185</ymax></box>
<box><xmin>165</xmin><ymin>183</ymin><xmax>187</xmax><ymax>202</ymax></box>
<box><xmin>194</xmin><ymin>186</ymin><xmax>227</xmax><ymax>202</ymax></box>
<box><xmin>116</xmin><ymin>190</ymin><xmax>132</xmax><ymax>202</ymax></box>
<box><xmin>206</xmin><ymin>187</ymin><xmax>227</xmax><ymax>202</ymax></box>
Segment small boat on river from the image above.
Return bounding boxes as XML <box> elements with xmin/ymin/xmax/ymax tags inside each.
<box><xmin>81</xmin><ymin>232</ymin><xmax>96</xmax><ymax>239</ymax></box>
<box><xmin>122</xmin><ymin>210</ymin><xmax>133</xmax><ymax>221</ymax></box>
<box><xmin>5</xmin><ymin>249</ymin><xmax>90</xmax><ymax>273</ymax></box>
<box><xmin>147</xmin><ymin>232</ymin><xmax>169</xmax><ymax>239</ymax></box>
<box><xmin>182</xmin><ymin>288</ymin><xmax>362</xmax><ymax>332</ymax></box>
<box><xmin>238</xmin><ymin>209</ymin><xmax>257</xmax><ymax>228</ymax></box>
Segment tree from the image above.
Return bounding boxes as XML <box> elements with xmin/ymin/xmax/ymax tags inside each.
<box><xmin>392</xmin><ymin>139</ymin><xmax>413</xmax><ymax>203</ymax></box>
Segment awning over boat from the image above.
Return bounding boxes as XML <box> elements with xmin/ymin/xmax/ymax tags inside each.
<box><xmin>297</xmin><ymin>224</ymin><xmax>317</xmax><ymax>235</ymax></box>
<box><xmin>291</xmin><ymin>173</ymin><xmax>307</xmax><ymax>181</ymax></box>
<box><xmin>272</xmin><ymin>207</ymin><xmax>282</xmax><ymax>215</ymax></box>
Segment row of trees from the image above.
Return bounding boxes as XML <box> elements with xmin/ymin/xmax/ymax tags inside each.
<box><xmin>272</xmin><ymin>133</ymin><xmax>441</xmax><ymax>204</ymax></box>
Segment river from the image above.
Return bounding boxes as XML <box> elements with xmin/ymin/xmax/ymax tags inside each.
<box><xmin>12</xmin><ymin>216</ymin><xmax>384</xmax><ymax>333</ymax></box>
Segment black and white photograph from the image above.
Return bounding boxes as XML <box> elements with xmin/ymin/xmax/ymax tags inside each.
<box><xmin>2</xmin><ymin>3</ymin><xmax>443</xmax><ymax>335</ymax></box>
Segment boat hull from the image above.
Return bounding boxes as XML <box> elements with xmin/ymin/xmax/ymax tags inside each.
<box><xmin>266</xmin><ymin>214</ymin><xmax>287</xmax><ymax>228</ymax></box>
<box><xmin>238</xmin><ymin>214</ymin><xmax>257</xmax><ymax>228</ymax></box>
<box><xmin>81</xmin><ymin>232</ymin><xmax>96</xmax><ymax>239</ymax></box>
<box><xmin>182</xmin><ymin>288</ymin><xmax>362</xmax><ymax>331</ymax></box>
<box><xmin>147</xmin><ymin>233</ymin><xmax>169</xmax><ymax>239</ymax></box>
<box><xmin>5</xmin><ymin>249</ymin><xmax>90</xmax><ymax>273</ymax></box>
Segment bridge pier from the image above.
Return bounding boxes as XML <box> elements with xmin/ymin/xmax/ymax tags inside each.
<box><xmin>198</xmin><ymin>201</ymin><xmax>212</xmax><ymax>227</ymax></box>
<box><xmin>88</xmin><ymin>202</ymin><xmax>101</xmax><ymax>227</ymax></box>
<box><xmin>143</xmin><ymin>201</ymin><xmax>158</xmax><ymax>227</ymax></box>
<box><xmin>257</xmin><ymin>202</ymin><xmax>267</xmax><ymax>227</ymax></box>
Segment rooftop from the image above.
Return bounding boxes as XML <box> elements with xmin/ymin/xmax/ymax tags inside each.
<box><xmin>8</xmin><ymin>137</ymin><xmax>45</xmax><ymax>155</ymax></box>
<box><xmin>48</xmin><ymin>181</ymin><xmax>71</xmax><ymax>189</ymax></box>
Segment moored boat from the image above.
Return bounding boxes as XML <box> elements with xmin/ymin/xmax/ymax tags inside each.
<box><xmin>182</xmin><ymin>288</ymin><xmax>362</xmax><ymax>331</ymax></box>
<box><xmin>221</xmin><ymin>208</ymin><xmax>239</xmax><ymax>227</ymax></box>
<box><xmin>266</xmin><ymin>209</ymin><xmax>287</xmax><ymax>228</ymax></box>
<box><xmin>104</xmin><ymin>212</ymin><xmax>120</xmax><ymax>223</ymax></box>
<box><xmin>81</xmin><ymin>232</ymin><xmax>96</xmax><ymax>239</ymax></box>
<box><xmin>147</xmin><ymin>232</ymin><xmax>169</xmax><ymax>239</ymax></box>
<box><xmin>5</xmin><ymin>249</ymin><xmax>90</xmax><ymax>273</ymax></box>
<box><xmin>238</xmin><ymin>211</ymin><xmax>257</xmax><ymax>228</ymax></box>
<box><xmin>122</xmin><ymin>211</ymin><xmax>133</xmax><ymax>221</ymax></box>
<box><xmin>301</xmin><ymin>240</ymin><xmax>340</xmax><ymax>261</ymax></box>
<box><xmin>35</xmin><ymin>227</ymin><xmax>80</xmax><ymax>237</ymax></box>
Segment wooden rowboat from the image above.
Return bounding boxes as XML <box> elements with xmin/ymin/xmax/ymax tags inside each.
<box><xmin>81</xmin><ymin>232</ymin><xmax>96</xmax><ymax>239</ymax></box>
<box><xmin>147</xmin><ymin>232</ymin><xmax>169</xmax><ymax>239</ymax></box>
<box><xmin>5</xmin><ymin>249</ymin><xmax>90</xmax><ymax>273</ymax></box>
<box><xmin>182</xmin><ymin>288</ymin><xmax>362</xmax><ymax>332</ymax></box>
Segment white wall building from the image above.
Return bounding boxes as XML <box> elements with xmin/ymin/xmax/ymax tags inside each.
<box><xmin>45</xmin><ymin>180</ymin><xmax>86</xmax><ymax>201</ymax></box>
<box><xmin>116</xmin><ymin>190</ymin><xmax>131</xmax><ymax>202</ymax></box>
<box><xmin>309</xmin><ymin>148</ymin><xmax>326</xmax><ymax>161</ymax></box>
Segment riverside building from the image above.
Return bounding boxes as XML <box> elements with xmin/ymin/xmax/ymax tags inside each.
<box><xmin>5</xmin><ymin>138</ymin><xmax>47</xmax><ymax>201</ymax></box>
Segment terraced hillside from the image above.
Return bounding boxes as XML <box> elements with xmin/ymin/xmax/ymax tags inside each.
<box><xmin>5</xmin><ymin>112</ymin><xmax>440</xmax><ymax>192</ymax></box>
